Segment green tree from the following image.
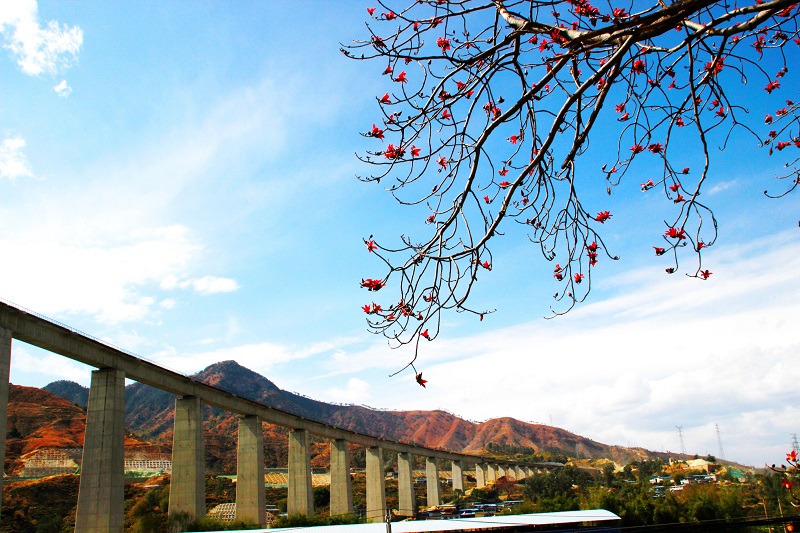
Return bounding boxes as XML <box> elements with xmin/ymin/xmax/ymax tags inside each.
<box><xmin>601</xmin><ymin>463</ymin><xmax>615</xmax><ymax>488</ymax></box>
<box><xmin>523</xmin><ymin>466</ymin><xmax>597</xmax><ymax>502</ymax></box>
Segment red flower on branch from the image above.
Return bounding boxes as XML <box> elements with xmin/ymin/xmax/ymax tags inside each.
<box><xmin>436</xmin><ymin>36</ymin><xmax>451</xmax><ymax>51</ymax></box>
<box><xmin>367</xmin><ymin>7</ymin><xmax>376</xmax><ymax>15</ymax></box>
<box><xmin>421</xmin><ymin>329</ymin><xmax>430</xmax><ymax>339</ymax></box>
<box><xmin>765</xmin><ymin>80</ymin><xmax>780</xmax><ymax>93</ymax></box>
<box><xmin>395</xmin><ymin>71</ymin><xmax>407</xmax><ymax>83</ymax></box>
<box><xmin>498</xmin><ymin>168</ymin><xmax>508</xmax><ymax>176</ymax></box>
<box><xmin>499</xmin><ymin>180</ymin><xmax>511</xmax><ymax>188</ymax></box>
<box><xmin>699</xmin><ymin>270</ymin><xmax>712</xmax><ymax>279</ymax></box>
<box><xmin>379</xmin><ymin>92</ymin><xmax>391</xmax><ymax>104</ymax></box>
<box><xmin>631</xmin><ymin>144</ymin><xmax>645</xmax><ymax>154</ymax></box>
<box><xmin>754</xmin><ymin>35</ymin><xmax>766</xmax><ymax>53</ymax></box>
<box><xmin>441</xmin><ymin>108</ymin><xmax>452</xmax><ymax>120</ymax></box>
<box><xmin>705</xmin><ymin>56</ymin><xmax>725</xmax><ymax>76</ymax></box>
<box><xmin>654</xmin><ymin>247</ymin><xmax>666</xmax><ymax>255</ymax></box>
<box><xmin>361</xmin><ymin>278</ymin><xmax>385</xmax><ymax>291</ymax></box>
<box><xmin>665</xmin><ymin>227</ymin><xmax>686</xmax><ymax>240</ymax></box>
<box><xmin>416</xmin><ymin>372</ymin><xmax>427</xmax><ymax>387</ymax></box>
<box><xmin>595</xmin><ymin>211</ymin><xmax>612</xmax><ymax>223</ymax></box>
<box><xmin>369</xmin><ymin>124</ymin><xmax>384</xmax><ymax>140</ymax></box>
<box><xmin>553</xmin><ymin>263</ymin><xmax>563</xmax><ymax>281</ymax></box>
<box><xmin>410</xmin><ymin>145</ymin><xmax>421</xmax><ymax>157</ymax></box>
<box><xmin>366</xmin><ymin>240</ymin><xmax>377</xmax><ymax>252</ymax></box>
<box><xmin>384</xmin><ymin>144</ymin><xmax>405</xmax><ymax>159</ymax></box>
<box><xmin>631</xmin><ymin>59</ymin><xmax>646</xmax><ymax>74</ymax></box>
<box><xmin>574</xmin><ymin>273</ymin><xmax>585</xmax><ymax>283</ymax></box>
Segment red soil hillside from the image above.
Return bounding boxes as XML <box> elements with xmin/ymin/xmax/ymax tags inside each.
<box><xmin>5</xmin><ymin>384</ymin><xmax>163</xmax><ymax>475</ymax></box>
<box><xmin>6</xmin><ymin>384</ymin><xmax>86</xmax><ymax>465</ymax></box>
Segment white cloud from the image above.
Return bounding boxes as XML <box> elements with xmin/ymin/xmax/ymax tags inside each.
<box><xmin>53</xmin><ymin>79</ymin><xmax>71</xmax><ymax>97</ymax></box>
<box><xmin>326</xmin><ymin>378</ymin><xmax>372</xmax><ymax>404</ymax></box>
<box><xmin>0</xmin><ymin>225</ymin><xmax>205</xmax><ymax>323</ymax></box>
<box><xmin>155</xmin><ymin>341</ymin><xmax>324</xmax><ymax>377</ymax></box>
<box><xmin>180</xmin><ymin>275</ymin><xmax>240</xmax><ymax>295</ymax></box>
<box><xmin>0</xmin><ymin>79</ymin><xmax>315</xmax><ymax>324</ymax></box>
<box><xmin>160</xmin><ymin>275</ymin><xmax>240</xmax><ymax>295</ymax></box>
<box><xmin>707</xmin><ymin>180</ymin><xmax>737</xmax><ymax>195</ymax></box>
<box><xmin>0</xmin><ymin>0</ymin><xmax>83</xmax><ymax>76</ymax></box>
<box><xmin>318</xmin><ymin>232</ymin><xmax>800</xmax><ymax>466</ymax></box>
<box><xmin>0</xmin><ymin>136</ymin><xmax>33</xmax><ymax>179</ymax></box>
<box><xmin>9</xmin><ymin>344</ymin><xmax>91</xmax><ymax>386</ymax></box>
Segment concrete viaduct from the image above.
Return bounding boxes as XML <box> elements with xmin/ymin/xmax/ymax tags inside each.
<box><xmin>0</xmin><ymin>301</ymin><xmax>560</xmax><ymax>531</ymax></box>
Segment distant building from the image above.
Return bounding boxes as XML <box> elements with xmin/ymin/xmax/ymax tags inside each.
<box><xmin>17</xmin><ymin>448</ymin><xmax>81</xmax><ymax>478</ymax></box>
<box><xmin>207</xmin><ymin>502</ymin><xmax>277</xmax><ymax>524</ymax></box>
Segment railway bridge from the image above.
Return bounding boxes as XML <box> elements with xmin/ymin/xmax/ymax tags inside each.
<box><xmin>0</xmin><ymin>300</ymin><xmax>560</xmax><ymax>532</ymax></box>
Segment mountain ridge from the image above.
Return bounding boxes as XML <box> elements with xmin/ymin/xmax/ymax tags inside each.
<box><xmin>40</xmin><ymin>360</ymin><xmax>670</xmax><ymax>470</ymax></box>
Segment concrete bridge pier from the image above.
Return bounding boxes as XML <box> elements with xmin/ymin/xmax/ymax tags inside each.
<box><xmin>288</xmin><ymin>428</ymin><xmax>314</xmax><ymax>516</ymax></box>
<box><xmin>365</xmin><ymin>446</ymin><xmax>386</xmax><ymax>522</ymax></box>
<box><xmin>516</xmin><ymin>465</ymin><xmax>526</xmax><ymax>480</ymax></box>
<box><xmin>487</xmin><ymin>463</ymin><xmax>498</xmax><ymax>484</ymax></box>
<box><xmin>0</xmin><ymin>328</ymin><xmax>11</xmax><ymax>519</ymax></box>
<box><xmin>498</xmin><ymin>464</ymin><xmax>507</xmax><ymax>479</ymax></box>
<box><xmin>236</xmin><ymin>415</ymin><xmax>265</xmax><ymax>526</ymax></box>
<box><xmin>75</xmin><ymin>368</ymin><xmax>126</xmax><ymax>532</ymax></box>
<box><xmin>451</xmin><ymin>460</ymin><xmax>464</xmax><ymax>493</ymax></box>
<box><xmin>475</xmin><ymin>463</ymin><xmax>487</xmax><ymax>488</ymax></box>
<box><xmin>397</xmin><ymin>452</ymin><xmax>415</xmax><ymax>517</ymax></box>
<box><xmin>330</xmin><ymin>439</ymin><xmax>353</xmax><ymax>517</ymax></box>
<box><xmin>169</xmin><ymin>396</ymin><xmax>206</xmax><ymax>523</ymax></box>
<box><xmin>425</xmin><ymin>457</ymin><xmax>441</xmax><ymax>507</ymax></box>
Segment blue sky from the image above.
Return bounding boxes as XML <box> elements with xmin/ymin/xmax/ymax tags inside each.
<box><xmin>1</xmin><ymin>0</ymin><xmax>798</xmax><ymax>468</ymax></box>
